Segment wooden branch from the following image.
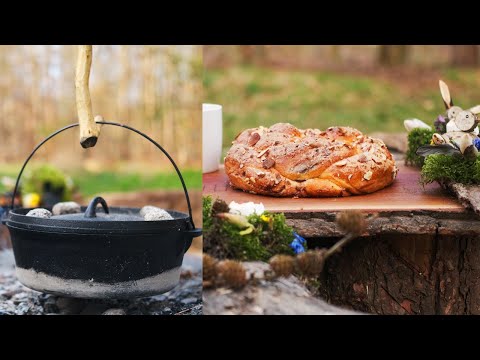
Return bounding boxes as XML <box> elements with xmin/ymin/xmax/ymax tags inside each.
<box><xmin>75</xmin><ymin>45</ymin><xmax>101</xmax><ymax>148</ymax></box>
<box><xmin>439</xmin><ymin>180</ymin><xmax>480</xmax><ymax>216</ymax></box>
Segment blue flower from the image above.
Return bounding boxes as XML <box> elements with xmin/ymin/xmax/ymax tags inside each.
<box><xmin>474</xmin><ymin>138</ymin><xmax>480</xmax><ymax>151</ymax></box>
<box><xmin>434</xmin><ymin>115</ymin><xmax>446</xmax><ymax>133</ymax></box>
<box><xmin>293</xmin><ymin>232</ymin><xmax>306</xmax><ymax>244</ymax></box>
<box><xmin>290</xmin><ymin>232</ymin><xmax>306</xmax><ymax>254</ymax></box>
<box><xmin>290</xmin><ymin>239</ymin><xmax>305</xmax><ymax>254</ymax></box>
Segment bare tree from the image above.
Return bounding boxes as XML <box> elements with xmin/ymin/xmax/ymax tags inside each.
<box><xmin>452</xmin><ymin>45</ymin><xmax>479</xmax><ymax>67</ymax></box>
<box><xmin>378</xmin><ymin>45</ymin><xmax>410</xmax><ymax>66</ymax></box>
<box><xmin>0</xmin><ymin>45</ymin><xmax>201</xmax><ymax>169</ymax></box>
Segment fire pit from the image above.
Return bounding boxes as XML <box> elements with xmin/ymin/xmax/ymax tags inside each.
<box><xmin>2</xmin><ymin>121</ymin><xmax>202</xmax><ymax>299</ymax></box>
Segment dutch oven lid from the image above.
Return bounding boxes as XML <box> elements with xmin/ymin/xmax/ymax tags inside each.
<box><xmin>52</xmin><ymin>197</ymin><xmax>143</xmax><ymax>222</ymax></box>
<box><xmin>6</xmin><ymin>196</ymin><xmax>191</xmax><ymax>235</ymax></box>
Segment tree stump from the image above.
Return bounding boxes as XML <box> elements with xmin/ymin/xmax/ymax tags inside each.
<box><xmin>318</xmin><ymin>234</ymin><xmax>480</xmax><ymax>315</ymax></box>
<box><xmin>285</xmin><ymin>210</ymin><xmax>480</xmax><ymax>315</ymax></box>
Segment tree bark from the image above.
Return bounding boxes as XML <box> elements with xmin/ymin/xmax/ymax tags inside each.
<box><xmin>318</xmin><ymin>234</ymin><xmax>480</xmax><ymax>315</ymax></box>
<box><xmin>452</xmin><ymin>45</ymin><xmax>479</xmax><ymax>67</ymax></box>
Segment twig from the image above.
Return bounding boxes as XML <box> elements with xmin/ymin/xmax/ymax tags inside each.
<box><xmin>174</xmin><ymin>305</ymin><xmax>200</xmax><ymax>315</ymax></box>
<box><xmin>324</xmin><ymin>233</ymin><xmax>356</xmax><ymax>260</ymax></box>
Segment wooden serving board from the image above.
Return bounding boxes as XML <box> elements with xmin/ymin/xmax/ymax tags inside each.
<box><xmin>203</xmin><ymin>163</ymin><xmax>464</xmax><ymax>213</ymax></box>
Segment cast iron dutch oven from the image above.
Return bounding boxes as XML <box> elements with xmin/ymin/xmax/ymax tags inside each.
<box><xmin>2</xmin><ymin>121</ymin><xmax>202</xmax><ymax>299</ymax></box>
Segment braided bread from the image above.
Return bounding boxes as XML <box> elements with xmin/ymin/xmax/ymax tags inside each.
<box><xmin>224</xmin><ymin>123</ymin><xmax>398</xmax><ymax>197</ymax></box>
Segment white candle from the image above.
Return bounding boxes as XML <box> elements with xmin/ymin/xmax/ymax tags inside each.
<box><xmin>202</xmin><ymin>104</ymin><xmax>223</xmax><ymax>173</ymax></box>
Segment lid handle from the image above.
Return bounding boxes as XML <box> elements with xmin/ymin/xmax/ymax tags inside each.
<box><xmin>84</xmin><ymin>196</ymin><xmax>109</xmax><ymax>218</ymax></box>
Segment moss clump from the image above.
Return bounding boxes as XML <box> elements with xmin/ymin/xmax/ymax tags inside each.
<box><xmin>203</xmin><ymin>195</ymin><xmax>214</xmax><ymax>230</ymax></box>
<box><xmin>406</xmin><ymin>128</ymin><xmax>435</xmax><ymax>167</ymax></box>
<box><xmin>421</xmin><ymin>154</ymin><xmax>480</xmax><ymax>185</ymax></box>
<box><xmin>22</xmin><ymin>164</ymin><xmax>72</xmax><ymax>200</ymax></box>
<box><xmin>203</xmin><ymin>196</ymin><xmax>296</xmax><ymax>261</ymax></box>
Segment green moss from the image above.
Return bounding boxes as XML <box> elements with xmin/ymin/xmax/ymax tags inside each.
<box><xmin>406</xmin><ymin>128</ymin><xmax>435</xmax><ymax>167</ymax></box>
<box><xmin>421</xmin><ymin>154</ymin><xmax>480</xmax><ymax>185</ymax></box>
<box><xmin>203</xmin><ymin>196</ymin><xmax>296</xmax><ymax>261</ymax></box>
<box><xmin>22</xmin><ymin>164</ymin><xmax>72</xmax><ymax>200</ymax></box>
<box><xmin>203</xmin><ymin>195</ymin><xmax>213</xmax><ymax>230</ymax></box>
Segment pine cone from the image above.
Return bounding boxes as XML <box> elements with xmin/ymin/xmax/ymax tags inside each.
<box><xmin>269</xmin><ymin>255</ymin><xmax>295</xmax><ymax>277</ymax></box>
<box><xmin>295</xmin><ymin>249</ymin><xmax>326</xmax><ymax>277</ymax></box>
<box><xmin>216</xmin><ymin>260</ymin><xmax>248</xmax><ymax>289</ymax></box>
<box><xmin>211</xmin><ymin>198</ymin><xmax>230</xmax><ymax>216</ymax></box>
<box><xmin>203</xmin><ymin>254</ymin><xmax>218</xmax><ymax>283</ymax></box>
<box><xmin>336</xmin><ymin>210</ymin><xmax>366</xmax><ymax>235</ymax></box>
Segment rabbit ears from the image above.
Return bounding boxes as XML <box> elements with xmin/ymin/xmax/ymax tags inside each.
<box><xmin>439</xmin><ymin>80</ymin><xmax>454</xmax><ymax>109</ymax></box>
<box><xmin>439</xmin><ymin>79</ymin><xmax>480</xmax><ymax>114</ymax></box>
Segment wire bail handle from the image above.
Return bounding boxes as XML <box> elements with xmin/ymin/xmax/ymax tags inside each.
<box><xmin>10</xmin><ymin>121</ymin><xmax>196</xmax><ymax>229</ymax></box>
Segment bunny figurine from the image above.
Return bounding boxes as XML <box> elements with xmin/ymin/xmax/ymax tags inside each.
<box><xmin>439</xmin><ymin>80</ymin><xmax>480</xmax><ymax>135</ymax></box>
<box><xmin>415</xmin><ymin>80</ymin><xmax>480</xmax><ymax>158</ymax></box>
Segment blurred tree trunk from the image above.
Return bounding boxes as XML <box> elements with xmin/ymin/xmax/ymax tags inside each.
<box><xmin>118</xmin><ymin>45</ymin><xmax>131</xmax><ymax>160</ymax></box>
<box><xmin>239</xmin><ymin>45</ymin><xmax>266</xmax><ymax>65</ymax></box>
<box><xmin>452</xmin><ymin>45</ymin><xmax>479</xmax><ymax>67</ymax></box>
<box><xmin>378</xmin><ymin>45</ymin><xmax>409</xmax><ymax>66</ymax></box>
<box><xmin>142</xmin><ymin>46</ymin><xmax>156</xmax><ymax>120</ymax></box>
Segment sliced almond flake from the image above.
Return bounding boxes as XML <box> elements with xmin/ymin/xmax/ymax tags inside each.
<box><xmin>356</xmin><ymin>135</ymin><xmax>363</xmax><ymax>139</ymax></box>
<box><xmin>336</xmin><ymin>160</ymin><xmax>348</xmax><ymax>166</ymax></box>
<box><xmin>240</xmin><ymin>163</ymin><xmax>244</xmax><ymax>169</ymax></box>
<box><xmin>248</xmin><ymin>132</ymin><xmax>261</xmax><ymax>146</ymax></box>
<box><xmin>257</xmin><ymin>148</ymin><xmax>269</xmax><ymax>158</ymax></box>
<box><xmin>348</xmin><ymin>174</ymin><xmax>353</xmax><ymax>181</ymax></box>
<box><xmin>363</xmin><ymin>171</ymin><xmax>373</xmax><ymax>181</ymax></box>
<box><xmin>392</xmin><ymin>166</ymin><xmax>399</xmax><ymax>180</ymax></box>
<box><xmin>250</xmin><ymin>177</ymin><xmax>256</xmax><ymax>183</ymax></box>
<box><xmin>372</xmin><ymin>157</ymin><xmax>383</xmax><ymax>165</ymax></box>
<box><xmin>262</xmin><ymin>158</ymin><xmax>275</xmax><ymax>169</ymax></box>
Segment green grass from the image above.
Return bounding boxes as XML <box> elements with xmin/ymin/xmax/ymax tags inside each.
<box><xmin>72</xmin><ymin>169</ymin><xmax>202</xmax><ymax>196</ymax></box>
<box><xmin>0</xmin><ymin>165</ymin><xmax>202</xmax><ymax>196</ymax></box>
<box><xmin>204</xmin><ymin>65</ymin><xmax>480</xmax><ymax>155</ymax></box>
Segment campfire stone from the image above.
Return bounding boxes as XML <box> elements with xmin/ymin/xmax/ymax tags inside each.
<box><xmin>140</xmin><ymin>205</ymin><xmax>158</xmax><ymax>217</ymax></box>
<box><xmin>142</xmin><ymin>206</ymin><xmax>174</xmax><ymax>221</ymax></box>
<box><xmin>56</xmin><ymin>297</ymin><xmax>85</xmax><ymax>315</ymax></box>
<box><xmin>26</xmin><ymin>208</ymin><xmax>52</xmax><ymax>218</ymax></box>
<box><xmin>102</xmin><ymin>308</ymin><xmax>127</xmax><ymax>315</ymax></box>
<box><xmin>52</xmin><ymin>202</ymin><xmax>81</xmax><ymax>216</ymax></box>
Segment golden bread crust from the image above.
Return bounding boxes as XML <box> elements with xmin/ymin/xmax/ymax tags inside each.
<box><xmin>225</xmin><ymin>123</ymin><xmax>398</xmax><ymax>197</ymax></box>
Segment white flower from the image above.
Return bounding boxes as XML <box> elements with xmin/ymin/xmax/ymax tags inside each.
<box><xmin>228</xmin><ymin>201</ymin><xmax>265</xmax><ymax>216</ymax></box>
<box><xmin>404</xmin><ymin>118</ymin><xmax>432</xmax><ymax>132</ymax></box>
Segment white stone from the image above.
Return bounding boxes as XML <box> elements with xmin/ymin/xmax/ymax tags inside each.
<box><xmin>26</xmin><ymin>208</ymin><xmax>52</xmax><ymax>218</ymax></box>
<box><xmin>142</xmin><ymin>207</ymin><xmax>174</xmax><ymax>221</ymax></box>
<box><xmin>404</xmin><ymin>118</ymin><xmax>432</xmax><ymax>132</ymax></box>
<box><xmin>52</xmin><ymin>201</ymin><xmax>81</xmax><ymax>215</ymax></box>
